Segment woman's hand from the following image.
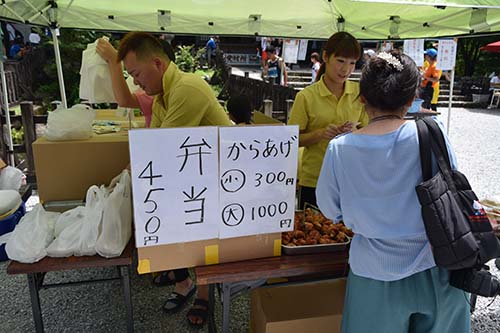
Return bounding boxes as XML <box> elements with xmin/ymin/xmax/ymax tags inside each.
<box><xmin>322</xmin><ymin>124</ymin><xmax>341</xmax><ymax>140</ymax></box>
<box><xmin>96</xmin><ymin>38</ymin><xmax>118</xmax><ymax>63</ymax></box>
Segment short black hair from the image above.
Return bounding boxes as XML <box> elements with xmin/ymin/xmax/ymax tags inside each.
<box><xmin>266</xmin><ymin>45</ymin><xmax>276</xmax><ymax>54</ymax></box>
<box><xmin>227</xmin><ymin>95</ymin><xmax>252</xmax><ymax>124</ymax></box>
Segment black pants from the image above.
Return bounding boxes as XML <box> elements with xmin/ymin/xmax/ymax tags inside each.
<box><xmin>421</xmin><ymin>84</ymin><xmax>434</xmax><ymax>109</ymax></box>
<box><xmin>298</xmin><ymin>186</ymin><xmax>317</xmax><ymax>209</ymax></box>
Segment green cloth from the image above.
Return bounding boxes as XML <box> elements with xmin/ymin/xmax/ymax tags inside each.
<box><xmin>0</xmin><ymin>1</ymin><xmax>500</xmax><ymax>39</ymax></box>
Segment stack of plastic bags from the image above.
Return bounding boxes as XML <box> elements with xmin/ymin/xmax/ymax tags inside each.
<box><xmin>45</xmin><ymin>104</ymin><xmax>96</xmax><ymax>141</ymax></box>
<box><xmin>6</xmin><ymin>170</ymin><xmax>132</xmax><ymax>263</ymax></box>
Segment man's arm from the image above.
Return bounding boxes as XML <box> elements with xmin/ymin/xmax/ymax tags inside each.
<box><xmin>281</xmin><ymin>59</ymin><xmax>288</xmax><ymax>86</ymax></box>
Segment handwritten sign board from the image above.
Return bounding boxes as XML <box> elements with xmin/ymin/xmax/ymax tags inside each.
<box><xmin>437</xmin><ymin>39</ymin><xmax>457</xmax><ymax>71</ymax></box>
<box><xmin>403</xmin><ymin>39</ymin><xmax>424</xmax><ymax>67</ymax></box>
<box><xmin>129</xmin><ymin>127</ymin><xmax>220</xmax><ymax>247</ymax></box>
<box><xmin>218</xmin><ymin>126</ymin><xmax>299</xmax><ymax>239</ymax></box>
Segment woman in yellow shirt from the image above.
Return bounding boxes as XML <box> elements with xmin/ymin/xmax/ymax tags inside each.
<box><xmin>288</xmin><ymin>32</ymin><xmax>368</xmax><ymax>208</ymax></box>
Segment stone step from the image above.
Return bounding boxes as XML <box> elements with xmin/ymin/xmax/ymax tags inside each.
<box><xmin>436</xmin><ymin>100</ymin><xmax>483</xmax><ymax>107</ymax></box>
<box><xmin>288</xmin><ymin>75</ymin><xmax>312</xmax><ymax>82</ymax></box>
<box><xmin>288</xmin><ymin>81</ymin><xmax>310</xmax><ymax>88</ymax></box>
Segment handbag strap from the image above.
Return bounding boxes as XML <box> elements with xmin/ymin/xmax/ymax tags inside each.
<box><xmin>421</xmin><ymin>117</ymin><xmax>458</xmax><ymax>194</ymax></box>
<box><xmin>416</xmin><ymin>119</ymin><xmax>432</xmax><ymax>181</ymax></box>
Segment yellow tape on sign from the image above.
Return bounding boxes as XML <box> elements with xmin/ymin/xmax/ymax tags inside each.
<box><xmin>137</xmin><ymin>259</ymin><xmax>151</xmax><ymax>274</ymax></box>
<box><xmin>274</xmin><ymin>239</ymin><xmax>282</xmax><ymax>256</ymax></box>
<box><xmin>205</xmin><ymin>245</ymin><xmax>219</xmax><ymax>265</ymax></box>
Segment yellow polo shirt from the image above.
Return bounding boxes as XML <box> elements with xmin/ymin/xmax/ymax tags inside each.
<box><xmin>151</xmin><ymin>62</ymin><xmax>231</xmax><ymax>128</ymax></box>
<box><xmin>288</xmin><ymin>76</ymin><xmax>368</xmax><ymax>188</ymax></box>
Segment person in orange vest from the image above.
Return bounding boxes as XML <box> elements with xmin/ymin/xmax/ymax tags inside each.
<box><xmin>420</xmin><ymin>48</ymin><xmax>442</xmax><ymax>110</ymax></box>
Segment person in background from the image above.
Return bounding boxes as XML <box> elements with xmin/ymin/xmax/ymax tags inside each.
<box><xmin>206</xmin><ymin>36</ymin><xmax>217</xmax><ymax>67</ymax></box>
<box><xmin>260</xmin><ymin>37</ymin><xmax>269</xmax><ymax>69</ymax></box>
<box><xmin>310</xmin><ymin>52</ymin><xmax>321</xmax><ymax>83</ymax></box>
<box><xmin>9</xmin><ymin>37</ymin><xmax>26</xmax><ymax>60</ymax></box>
<box><xmin>316</xmin><ymin>50</ymin><xmax>470</xmax><ymax>332</ymax></box>
<box><xmin>117</xmin><ymin>32</ymin><xmax>231</xmax><ymax>328</ymax></box>
<box><xmin>288</xmin><ymin>32</ymin><xmax>368</xmax><ymax>208</ymax></box>
<box><xmin>226</xmin><ymin>95</ymin><xmax>253</xmax><ymax>125</ymax></box>
<box><xmin>421</xmin><ymin>48</ymin><xmax>441</xmax><ymax>110</ymax></box>
<box><xmin>489</xmin><ymin>70</ymin><xmax>500</xmax><ymax>92</ymax></box>
<box><xmin>264</xmin><ymin>45</ymin><xmax>288</xmax><ymax>86</ymax></box>
<box><xmin>362</xmin><ymin>49</ymin><xmax>375</xmax><ymax>67</ymax></box>
<box><xmin>28</xmin><ymin>27</ymin><xmax>41</xmax><ymax>47</ymax></box>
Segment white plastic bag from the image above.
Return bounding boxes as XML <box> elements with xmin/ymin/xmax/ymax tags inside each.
<box><xmin>95</xmin><ymin>170</ymin><xmax>132</xmax><ymax>258</ymax></box>
<box><xmin>0</xmin><ymin>166</ymin><xmax>25</xmax><ymax>191</ymax></box>
<box><xmin>76</xmin><ymin>185</ymin><xmax>108</xmax><ymax>256</ymax></box>
<box><xmin>45</xmin><ymin>104</ymin><xmax>96</xmax><ymax>141</ymax></box>
<box><xmin>46</xmin><ymin>206</ymin><xmax>87</xmax><ymax>257</ymax></box>
<box><xmin>5</xmin><ymin>204</ymin><xmax>60</xmax><ymax>263</ymax></box>
<box><xmin>79</xmin><ymin>38</ymin><xmax>116</xmax><ymax>103</ymax></box>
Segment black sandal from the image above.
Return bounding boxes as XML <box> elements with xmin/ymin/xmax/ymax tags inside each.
<box><xmin>162</xmin><ymin>285</ymin><xmax>197</xmax><ymax>314</ymax></box>
<box><xmin>152</xmin><ymin>270</ymin><xmax>175</xmax><ymax>287</ymax></box>
<box><xmin>187</xmin><ymin>298</ymin><xmax>209</xmax><ymax>329</ymax></box>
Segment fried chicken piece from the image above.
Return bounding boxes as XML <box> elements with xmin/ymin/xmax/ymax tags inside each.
<box><xmin>304</xmin><ymin>222</ymin><xmax>314</xmax><ymax>231</ymax></box>
<box><xmin>334</xmin><ymin>231</ymin><xmax>347</xmax><ymax>243</ymax></box>
<box><xmin>309</xmin><ymin>229</ymin><xmax>321</xmax><ymax>241</ymax></box>
<box><xmin>293</xmin><ymin>230</ymin><xmax>305</xmax><ymax>239</ymax></box>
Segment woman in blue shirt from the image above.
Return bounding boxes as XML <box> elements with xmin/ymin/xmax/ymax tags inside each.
<box><xmin>316</xmin><ymin>51</ymin><xmax>470</xmax><ymax>333</ymax></box>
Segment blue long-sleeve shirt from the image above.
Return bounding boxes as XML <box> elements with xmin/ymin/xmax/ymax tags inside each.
<box><xmin>316</xmin><ymin>118</ymin><xmax>457</xmax><ymax>281</ymax></box>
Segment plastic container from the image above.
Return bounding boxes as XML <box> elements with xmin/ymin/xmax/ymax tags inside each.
<box><xmin>408</xmin><ymin>98</ymin><xmax>423</xmax><ymax>113</ymax></box>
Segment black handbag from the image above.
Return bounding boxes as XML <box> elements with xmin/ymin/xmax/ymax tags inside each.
<box><xmin>415</xmin><ymin>118</ymin><xmax>500</xmax><ymax>297</ymax></box>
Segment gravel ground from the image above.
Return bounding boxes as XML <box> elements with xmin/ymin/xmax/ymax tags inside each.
<box><xmin>1</xmin><ymin>107</ymin><xmax>500</xmax><ymax>333</ymax></box>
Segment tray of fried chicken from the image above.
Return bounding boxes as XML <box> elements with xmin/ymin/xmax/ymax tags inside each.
<box><xmin>282</xmin><ymin>204</ymin><xmax>354</xmax><ymax>255</ymax></box>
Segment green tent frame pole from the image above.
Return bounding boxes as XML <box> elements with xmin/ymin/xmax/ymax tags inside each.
<box><xmin>51</xmin><ymin>28</ymin><xmax>67</xmax><ymax>108</ymax></box>
<box><xmin>0</xmin><ymin>60</ymin><xmax>15</xmax><ymax>166</ymax></box>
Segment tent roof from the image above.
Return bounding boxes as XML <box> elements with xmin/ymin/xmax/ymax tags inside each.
<box><xmin>1</xmin><ymin>0</ymin><xmax>500</xmax><ymax>39</ymax></box>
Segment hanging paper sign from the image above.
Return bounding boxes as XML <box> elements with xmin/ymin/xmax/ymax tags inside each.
<box><xmin>283</xmin><ymin>39</ymin><xmax>299</xmax><ymax>64</ymax></box>
<box><xmin>298</xmin><ymin>39</ymin><xmax>308</xmax><ymax>61</ymax></box>
<box><xmin>403</xmin><ymin>39</ymin><xmax>424</xmax><ymax>67</ymax></box>
<box><xmin>129</xmin><ymin>127</ymin><xmax>220</xmax><ymax>247</ymax></box>
<box><xmin>219</xmin><ymin>126</ymin><xmax>299</xmax><ymax>239</ymax></box>
<box><xmin>437</xmin><ymin>39</ymin><xmax>457</xmax><ymax>70</ymax></box>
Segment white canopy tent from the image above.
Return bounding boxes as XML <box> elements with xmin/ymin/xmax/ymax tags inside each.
<box><xmin>1</xmin><ymin>0</ymin><xmax>500</xmax><ymax>164</ymax></box>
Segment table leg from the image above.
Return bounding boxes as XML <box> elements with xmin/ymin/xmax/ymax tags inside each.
<box><xmin>120</xmin><ymin>265</ymin><xmax>134</xmax><ymax>333</ymax></box>
<box><xmin>470</xmin><ymin>293</ymin><xmax>477</xmax><ymax>313</ymax></box>
<box><xmin>27</xmin><ymin>273</ymin><xmax>44</xmax><ymax>333</ymax></box>
<box><xmin>207</xmin><ymin>284</ymin><xmax>217</xmax><ymax>333</ymax></box>
<box><xmin>222</xmin><ymin>282</ymin><xmax>232</xmax><ymax>333</ymax></box>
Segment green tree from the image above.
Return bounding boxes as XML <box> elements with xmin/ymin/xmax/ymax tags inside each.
<box><xmin>457</xmin><ymin>35</ymin><xmax>500</xmax><ymax>77</ymax></box>
<box><xmin>175</xmin><ymin>45</ymin><xmax>206</xmax><ymax>73</ymax></box>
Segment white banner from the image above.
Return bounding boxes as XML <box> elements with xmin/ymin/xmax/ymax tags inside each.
<box><xmin>403</xmin><ymin>39</ymin><xmax>424</xmax><ymax>67</ymax></box>
<box><xmin>219</xmin><ymin>126</ymin><xmax>299</xmax><ymax>239</ymax></box>
<box><xmin>129</xmin><ymin>127</ymin><xmax>220</xmax><ymax>247</ymax></box>
<box><xmin>437</xmin><ymin>39</ymin><xmax>457</xmax><ymax>70</ymax></box>
<box><xmin>283</xmin><ymin>39</ymin><xmax>299</xmax><ymax>64</ymax></box>
<box><xmin>298</xmin><ymin>39</ymin><xmax>308</xmax><ymax>61</ymax></box>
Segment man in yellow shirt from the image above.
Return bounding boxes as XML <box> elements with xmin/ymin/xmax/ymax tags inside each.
<box><xmin>117</xmin><ymin>31</ymin><xmax>231</xmax><ymax>328</ymax></box>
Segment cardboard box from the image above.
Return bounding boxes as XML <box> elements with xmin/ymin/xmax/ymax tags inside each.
<box><xmin>0</xmin><ymin>158</ymin><xmax>6</xmax><ymax>169</ymax></box>
<box><xmin>251</xmin><ymin>278</ymin><xmax>346</xmax><ymax>333</ymax></box>
<box><xmin>137</xmin><ymin>233</ymin><xmax>281</xmax><ymax>273</ymax></box>
<box><xmin>33</xmin><ymin>133</ymin><xmax>130</xmax><ymax>202</ymax></box>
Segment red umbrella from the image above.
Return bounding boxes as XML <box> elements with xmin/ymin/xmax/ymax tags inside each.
<box><xmin>480</xmin><ymin>41</ymin><xmax>500</xmax><ymax>52</ymax></box>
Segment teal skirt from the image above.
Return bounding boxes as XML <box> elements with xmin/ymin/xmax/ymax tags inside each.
<box><xmin>342</xmin><ymin>267</ymin><xmax>470</xmax><ymax>333</ymax></box>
